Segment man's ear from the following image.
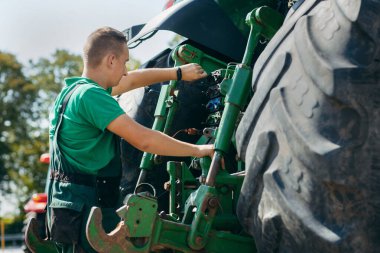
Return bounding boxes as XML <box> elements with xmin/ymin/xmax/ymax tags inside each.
<box><xmin>106</xmin><ymin>54</ymin><xmax>116</xmax><ymax>69</ymax></box>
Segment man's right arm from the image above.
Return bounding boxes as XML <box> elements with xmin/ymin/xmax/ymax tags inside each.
<box><xmin>107</xmin><ymin>114</ymin><xmax>214</xmax><ymax>158</ymax></box>
<box><xmin>111</xmin><ymin>64</ymin><xmax>207</xmax><ymax>96</ymax></box>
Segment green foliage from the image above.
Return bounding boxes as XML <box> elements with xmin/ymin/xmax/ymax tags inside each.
<box><xmin>215</xmin><ymin>0</ymin><xmax>279</xmax><ymax>36</ymax></box>
<box><xmin>126</xmin><ymin>55</ymin><xmax>141</xmax><ymax>72</ymax></box>
<box><xmin>168</xmin><ymin>34</ymin><xmax>186</xmax><ymax>48</ymax></box>
<box><xmin>29</xmin><ymin>49</ymin><xmax>83</xmax><ymax>121</ymax></box>
<box><xmin>2</xmin><ymin>214</ymin><xmax>23</xmax><ymax>234</ymax></box>
<box><xmin>0</xmin><ymin>52</ymin><xmax>38</xmax><ymax>193</ymax></box>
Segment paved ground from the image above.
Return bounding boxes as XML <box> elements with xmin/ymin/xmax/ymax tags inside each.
<box><xmin>1</xmin><ymin>246</ymin><xmax>23</xmax><ymax>253</ymax></box>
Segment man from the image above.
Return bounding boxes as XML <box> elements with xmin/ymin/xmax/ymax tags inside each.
<box><xmin>47</xmin><ymin>27</ymin><xmax>213</xmax><ymax>253</ymax></box>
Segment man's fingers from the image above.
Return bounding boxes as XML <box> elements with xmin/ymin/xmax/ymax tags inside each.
<box><xmin>199</xmin><ymin>70</ymin><xmax>207</xmax><ymax>78</ymax></box>
<box><xmin>180</xmin><ymin>63</ymin><xmax>207</xmax><ymax>81</ymax></box>
<box><xmin>194</xmin><ymin>64</ymin><xmax>207</xmax><ymax>78</ymax></box>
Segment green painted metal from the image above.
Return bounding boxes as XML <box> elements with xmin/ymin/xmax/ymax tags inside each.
<box><xmin>140</xmin><ymin>85</ymin><xmax>170</xmax><ymax>170</ymax></box>
<box><xmin>214</xmin><ymin>6</ymin><xmax>284</xmax><ymax>156</ymax></box>
<box><xmin>184</xmin><ymin>185</ymin><xmax>218</xmax><ymax>250</ymax></box>
<box><xmin>167</xmin><ymin>161</ymin><xmax>198</xmax><ymax>215</ymax></box>
<box><xmin>166</xmin><ymin>160</ymin><xmax>244</xmax><ymax>232</ymax></box>
<box><xmin>214</xmin><ymin>0</ymin><xmax>278</xmax><ymax>36</ymax></box>
<box><xmin>86</xmin><ymin>206</ymin><xmax>151</xmax><ymax>253</ymax></box>
<box><xmin>25</xmin><ymin>218</ymin><xmax>56</xmax><ymax>253</ymax></box>
<box><xmin>119</xmin><ymin>194</ymin><xmax>158</xmax><ymax>237</ymax></box>
<box><xmin>213</xmin><ymin>8</ymin><xmax>284</xmax><ymax>170</ymax></box>
<box><xmin>250</xmin><ymin>6</ymin><xmax>284</xmax><ymax>39</ymax></box>
<box><xmin>172</xmin><ymin>44</ymin><xmax>227</xmax><ymax>73</ymax></box>
<box><xmin>86</xmin><ymin>194</ymin><xmax>256</xmax><ymax>253</ymax></box>
<box><xmin>167</xmin><ymin>162</ymin><xmax>178</xmax><ymax>214</ymax></box>
<box><xmin>218</xmin><ymin>73</ymin><xmax>234</xmax><ymax>96</ymax></box>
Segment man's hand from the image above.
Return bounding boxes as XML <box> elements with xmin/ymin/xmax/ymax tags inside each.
<box><xmin>195</xmin><ymin>144</ymin><xmax>214</xmax><ymax>158</ymax></box>
<box><xmin>180</xmin><ymin>63</ymin><xmax>208</xmax><ymax>81</ymax></box>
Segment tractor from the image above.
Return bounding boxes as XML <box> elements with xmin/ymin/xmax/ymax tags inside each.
<box><xmin>26</xmin><ymin>0</ymin><xmax>380</xmax><ymax>252</ymax></box>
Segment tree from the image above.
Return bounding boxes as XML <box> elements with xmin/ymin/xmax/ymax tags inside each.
<box><xmin>18</xmin><ymin>50</ymin><xmax>83</xmax><ymax>196</ymax></box>
<box><xmin>126</xmin><ymin>56</ymin><xmax>141</xmax><ymax>72</ymax></box>
<box><xmin>0</xmin><ymin>52</ymin><xmax>38</xmax><ymax>195</ymax></box>
<box><xmin>28</xmin><ymin>49</ymin><xmax>83</xmax><ymax>121</ymax></box>
<box><xmin>0</xmin><ymin>50</ymin><xmax>83</xmax><ymax>209</ymax></box>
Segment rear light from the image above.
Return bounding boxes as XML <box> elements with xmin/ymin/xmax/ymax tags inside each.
<box><xmin>32</xmin><ymin>193</ymin><xmax>47</xmax><ymax>203</ymax></box>
<box><xmin>40</xmin><ymin>153</ymin><xmax>50</xmax><ymax>164</ymax></box>
<box><xmin>164</xmin><ymin>0</ymin><xmax>175</xmax><ymax>10</ymax></box>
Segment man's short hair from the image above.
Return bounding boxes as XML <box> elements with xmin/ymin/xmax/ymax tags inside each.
<box><xmin>83</xmin><ymin>27</ymin><xmax>127</xmax><ymax>68</ymax></box>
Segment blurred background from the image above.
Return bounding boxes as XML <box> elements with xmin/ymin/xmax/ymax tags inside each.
<box><xmin>0</xmin><ymin>0</ymin><xmax>174</xmax><ymax>250</ymax></box>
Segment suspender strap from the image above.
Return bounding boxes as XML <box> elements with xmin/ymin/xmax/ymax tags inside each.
<box><xmin>50</xmin><ymin>83</ymin><xmax>97</xmax><ymax>187</ymax></box>
<box><xmin>54</xmin><ymin>84</ymin><xmax>82</xmax><ymax>142</ymax></box>
<box><xmin>50</xmin><ymin>83</ymin><xmax>120</xmax><ymax>207</ymax></box>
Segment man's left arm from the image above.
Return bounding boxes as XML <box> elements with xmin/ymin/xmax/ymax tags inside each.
<box><xmin>111</xmin><ymin>63</ymin><xmax>207</xmax><ymax>96</ymax></box>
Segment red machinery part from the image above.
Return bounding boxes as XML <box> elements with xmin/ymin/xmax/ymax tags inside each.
<box><xmin>39</xmin><ymin>153</ymin><xmax>50</xmax><ymax>164</ymax></box>
<box><xmin>24</xmin><ymin>193</ymin><xmax>47</xmax><ymax>213</ymax></box>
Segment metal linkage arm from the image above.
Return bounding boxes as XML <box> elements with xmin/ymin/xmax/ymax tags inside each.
<box><xmin>86</xmin><ymin>194</ymin><xmax>255</xmax><ymax>253</ymax></box>
<box><xmin>25</xmin><ymin>218</ymin><xmax>56</xmax><ymax>253</ymax></box>
<box><xmin>207</xmin><ymin>6</ymin><xmax>284</xmax><ymax>186</ymax></box>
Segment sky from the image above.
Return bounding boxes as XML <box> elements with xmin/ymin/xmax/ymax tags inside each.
<box><xmin>0</xmin><ymin>0</ymin><xmax>172</xmax><ymax>64</ymax></box>
<box><xmin>0</xmin><ymin>0</ymin><xmax>174</xmax><ymax>217</ymax></box>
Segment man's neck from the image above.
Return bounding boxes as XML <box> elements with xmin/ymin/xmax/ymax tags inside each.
<box><xmin>82</xmin><ymin>68</ymin><xmax>108</xmax><ymax>89</ymax></box>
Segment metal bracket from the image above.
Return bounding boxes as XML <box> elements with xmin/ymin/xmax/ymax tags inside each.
<box><xmin>24</xmin><ymin>218</ymin><xmax>56</xmax><ymax>253</ymax></box>
<box><xmin>86</xmin><ymin>207</ymin><xmax>145</xmax><ymax>253</ymax></box>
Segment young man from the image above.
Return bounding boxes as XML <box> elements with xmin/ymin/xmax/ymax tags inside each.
<box><xmin>47</xmin><ymin>27</ymin><xmax>213</xmax><ymax>253</ymax></box>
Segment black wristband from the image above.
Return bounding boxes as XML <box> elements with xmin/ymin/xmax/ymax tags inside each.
<box><xmin>176</xmin><ymin>67</ymin><xmax>182</xmax><ymax>81</ymax></box>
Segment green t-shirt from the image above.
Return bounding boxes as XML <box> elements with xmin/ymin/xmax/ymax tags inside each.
<box><xmin>49</xmin><ymin>77</ymin><xmax>125</xmax><ymax>174</ymax></box>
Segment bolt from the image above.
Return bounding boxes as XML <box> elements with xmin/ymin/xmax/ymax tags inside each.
<box><xmin>164</xmin><ymin>181</ymin><xmax>171</xmax><ymax>191</ymax></box>
<box><xmin>208</xmin><ymin>197</ymin><xmax>218</xmax><ymax>208</ymax></box>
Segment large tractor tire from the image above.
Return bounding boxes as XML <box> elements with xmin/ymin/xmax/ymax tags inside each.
<box><xmin>236</xmin><ymin>0</ymin><xmax>380</xmax><ymax>252</ymax></box>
